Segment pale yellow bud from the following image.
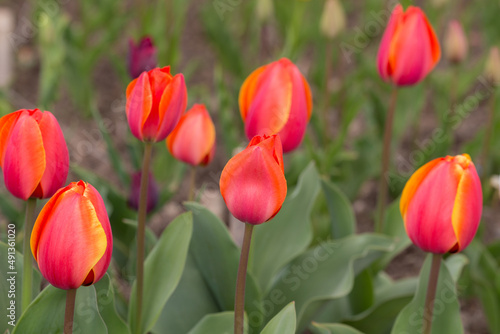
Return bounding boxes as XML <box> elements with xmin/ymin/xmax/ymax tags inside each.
<box><xmin>444</xmin><ymin>20</ymin><xmax>468</xmax><ymax>64</ymax></box>
<box><xmin>320</xmin><ymin>0</ymin><xmax>346</xmax><ymax>39</ymax></box>
<box><xmin>256</xmin><ymin>0</ymin><xmax>274</xmax><ymax>23</ymax></box>
<box><xmin>430</xmin><ymin>0</ymin><xmax>450</xmax><ymax>9</ymax></box>
<box><xmin>485</xmin><ymin>47</ymin><xmax>500</xmax><ymax>86</ymax></box>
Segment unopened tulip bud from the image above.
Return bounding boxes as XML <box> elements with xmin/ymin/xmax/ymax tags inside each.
<box><xmin>128</xmin><ymin>36</ymin><xmax>158</xmax><ymax>79</ymax></box>
<box><xmin>484</xmin><ymin>47</ymin><xmax>500</xmax><ymax>86</ymax></box>
<box><xmin>256</xmin><ymin>0</ymin><xmax>274</xmax><ymax>22</ymax></box>
<box><xmin>444</xmin><ymin>20</ymin><xmax>468</xmax><ymax>64</ymax></box>
<box><xmin>128</xmin><ymin>171</ymin><xmax>159</xmax><ymax>213</ymax></box>
<box><xmin>430</xmin><ymin>0</ymin><xmax>450</xmax><ymax>9</ymax></box>
<box><xmin>320</xmin><ymin>0</ymin><xmax>346</xmax><ymax>39</ymax></box>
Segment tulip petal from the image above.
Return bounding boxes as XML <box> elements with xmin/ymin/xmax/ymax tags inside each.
<box><xmin>33</xmin><ymin>188</ymin><xmax>107</xmax><ymax>289</ymax></box>
<box><xmin>3</xmin><ymin>114</ymin><xmax>46</xmax><ymax>200</ymax></box>
<box><xmin>451</xmin><ymin>165</ymin><xmax>482</xmax><ymax>252</ymax></box>
<box><xmin>239</xmin><ymin>65</ymin><xmax>268</xmax><ymax>121</ymax></box>
<box><xmin>154</xmin><ymin>73</ymin><xmax>187</xmax><ymax>141</ymax></box>
<box><xmin>35</xmin><ymin>112</ymin><xmax>69</xmax><ymax>198</ymax></box>
<box><xmin>404</xmin><ymin>160</ymin><xmax>461</xmax><ymax>253</ymax></box>
<box><xmin>0</xmin><ymin>111</ymin><xmax>21</xmax><ymax>167</ymax></box>
<box><xmin>126</xmin><ymin>72</ymin><xmax>153</xmax><ymax>140</ymax></box>
<box><xmin>244</xmin><ymin>62</ymin><xmax>293</xmax><ymax>140</ymax></box>
<box><xmin>377</xmin><ymin>4</ymin><xmax>403</xmax><ymax>81</ymax></box>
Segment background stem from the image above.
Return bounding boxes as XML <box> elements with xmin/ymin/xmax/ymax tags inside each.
<box><xmin>21</xmin><ymin>198</ymin><xmax>37</xmax><ymax>313</ymax></box>
<box><xmin>188</xmin><ymin>166</ymin><xmax>197</xmax><ymax>201</ymax></box>
<box><xmin>375</xmin><ymin>88</ymin><xmax>398</xmax><ymax>233</ymax></box>
<box><xmin>135</xmin><ymin>142</ymin><xmax>153</xmax><ymax>334</ymax></box>
<box><xmin>234</xmin><ymin>223</ymin><xmax>254</xmax><ymax>334</ymax></box>
<box><xmin>64</xmin><ymin>289</ymin><xmax>77</xmax><ymax>334</ymax></box>
<box><xmin>423</xmin><ymin>253</ymin><xmax>443</xmax><ymax>334</ymax></box>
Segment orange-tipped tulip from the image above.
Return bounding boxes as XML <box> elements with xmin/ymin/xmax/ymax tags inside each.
<box><xmin>31</xmin><ymin>181</ymin><xmax>113</xmax><ymax>290</ymax></box>
<box><xmin>377</xmin><ymin>4</ymin><xmax>440</xmax><ymax>86</ymax></box>
<box><xmin>0</xmin><ymin>109</ymin><xmax>69</xmax><ymax>200</ymax></box>
<box><xmin>239</xmin><ymin>58</ymin><xmax>312</xmax><ymax>153</ymax></box>
<box><xmin>220</xmin><ymin>134</ymin><xmax>287</xmax><ymax>225</ymax></box>
<box><xmin>400</xmin><ymin>154</ymin><xmax>482</xmax><ymax>254</ymax></box>
<box><xmin>126</xmin><ymin>66</ymin><xmax>187</xmax><ymax>142</ymax></box>
<box><xmin>166</xmin><ymin>104</ymin><xmax>216</xmax><ymax>166</ymax></box>
<box><xmin>444</xmin><ymin>20</ymin><xmax>468</xmax><ymax>64</ymax></box>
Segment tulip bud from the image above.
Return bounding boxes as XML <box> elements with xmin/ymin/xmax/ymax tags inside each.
<box><xmin>239</xmin><ymin>58</ymin><xmax>313</xmax><ymax>153</ymax></box>
<box><xmin>128</xmin><ymin>36</ymin><xmax>158</xmax><ymax>79</ymax></box>
<box><xmin>377</xmin><ymin>4</ymin><xmax>440</xmax><ymax>86</ymax></box>
<box><xmin>220</xmin><ymin>134</ymin><xmax>287</xmax><ymax>225</ymax></box>
<box><xmin>0</xmin><ymin>109</ymin><xmax>69</xmax><ymax>200</ymax></box>
<box><xmin>167</xmin><ymin>104</ymin><xmax>216</xmax><ymax>166</ymax></box>
<box><xmin>484</xmin><ymin>47</ymin><xmax>500</xmax><ymax>86</ymax></box>
<box><xmin>444</xmin><ymin>20</ymin><xmax>468</xmax><ymax>64</ymax></box>
<box><xmin>256</xmin><ymin>0</ymin><xmax>274</xmax><ymax>23</ymax></box>
<box><xmin>31</xmin><ymin>181</ymin><xmax>113</xmax><ymax>289</ymax></box>
<box><xmin>320</xmin><ymin>0</ymin><xmax>346</xmax><ymax>40</ymax></box>
<box><xmin>430</xmin><ymin>0</ymin><xmax>450</xmax><ymax>9</ymax></box>
<box><xmin>128</xmin><ymin>171</ymin><xmax>159</xmax><ymax>213</ymax></box>
<box><xmin>400</xmin><ymin>154</ymin><xmax>482</xmax><ymax>254</ymax></box>
<box><xmin>126</xmin><ymin>66</ymin><xmax>187</xmax><ymax>142</ymax></box>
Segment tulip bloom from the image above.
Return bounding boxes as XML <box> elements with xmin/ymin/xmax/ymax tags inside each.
<box><xmin>220</xmin><ymin>134</ymin><xmax>287</xmax><ymax>225</ymax></box>
<box><xmin>128</xmin><ymin>36</ymin><xmax>158</xmax><ymax>79</ymax></box>
<box><xmin>400</xmin><ymin>154</ymin><xmax>482</xmax><ymax>254</ymax></box>
<box><xmin>377</xmin><ymin>4</ymin><xmax>440</xmax><ymax>86</ymax></box>
<box><xmin>31</xmin><ymin>181</ymin><xmax>113</xmax><ymax>290</ymax></box>
<box><xmin>128</xmin><ymin>171</ymin><xmax>159</xmax><ymax>213</ymax></box>
<box><xmin>167</xmin><ymin>104</ymin><xmax>216</xmax><ymax>166</ymax></box>
<box><xmin>126</xmin><ymin>66</ymin><xmax>187</xmax><ymax>142</ymax></box>
<box><xmin>0</xmin><ymin>109</ymin><xmax>69</xmax><ymax>200</ymax></box>
<box><xmin>239</xmin><ymin>58</ymin><xmax>312</xmax><ymax>153</ymax></box>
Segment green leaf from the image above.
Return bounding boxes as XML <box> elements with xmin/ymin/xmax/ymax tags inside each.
<box><xmin>13</xmin><ymin>284</ymin><xmax>107</xmax><ymax>334</ymax></box>
<box><xmin>94</xmin><ymin>274</ymin><xmax>129</xmax><ymax>333</ymax></box>
<box><xmin>0</xmin><ymin>241</ymin><xmax>41</xmax><ymax>331</ymax></box>
<box><xmin>188</xmin><ymin>311</ymin><xmax>247</xmax><ymax>334</ymax></box>
<box><xmin>264</xmin><ymin>234</ymin><xmax>394</xmax><ymax>329</ymax></box>
<box><xmin>128</xmin><ymin>212</ymin><xmax>193</xmax><ymax>334</ymax></box>
<box><xmin>310</xmin><ymin>322</ymin><xmax>364</xmax><ymax>334</ymax></box>
<box><xmin>321</xmin><ymin>179</ymin><xmax>356</xmax><ymax>239</ymax></box>
<box><xmin>152</xmin><ymin>253</ymin><xmax>220</xmax><ymax>334</ymax></box>
<box><xmin>260</xmin><ymin>302</ymin><xmax>296</xmax><ymax>334</ymax></box>
<box><xmin>185</xmin><ymin>202</ymin><xmax>262</xmax><ymax>332</ymax></box>
<box><xmin>249</xmin><ymin>162</ymin><xmax>321</xmax><ymax>294</ymax></box>
<box><xmin>390</xmin><ymin>254</ymin><xmax>464</xmax><ymax>334</ymax></box>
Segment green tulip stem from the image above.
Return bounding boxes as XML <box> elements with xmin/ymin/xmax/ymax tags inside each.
<box><xmin>21</xmin><ymin>197</ymin><xmax>37</xmax><ymax>313</ymax></box>
<box><xmin>188</xmin><ymin>166</ymin><xmax>197</xmax><ymax>201</ymax></box>
<box><xmin>376</xmin><ymin>87</ymin><xmax>398</xmax><ymax>233</ymax></box>
<box><xmin>234</xmin><ymin>223</ymin><xmax>255</xmax><ymax>334</ymax></box>
<box><xmin>135</xmin><ymin>141</ymin><xmax>153</xmax><ymax>334</ymax></box>
<box><xmin>480</xmin><ymin>92</ymin><xmax>496</xmax><ymax>182</ymax></box>
<box><xmin>64</xmin><ymin>288</ymin><xmax>77</xmax><ymax>334</ymax></box>
<box><xmin>423</xmin><ymin>253</ymin><xmax>443</xmax><ymax>334</ymax></box>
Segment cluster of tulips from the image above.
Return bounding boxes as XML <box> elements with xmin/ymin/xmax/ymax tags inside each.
<box><xmin>0</xmin><ymin>3</ymin><xmax>489</xmax><ymax>334</ymax></box>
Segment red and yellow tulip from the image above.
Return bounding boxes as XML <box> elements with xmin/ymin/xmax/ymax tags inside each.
<box><xmin>239</xmin><ymin>58</ymin><xmax>312</xmax><ymax>153</ymax></box>
<box><xmin>0</xmin><ymin>109</ymin><xmax>69</xmax><ymax>200</ymax></box>
<box><xmin>377</xmin><ymin>4</ymin><xmax>440</xmax><ymax>86</ymax></box>
<box><xmin>31</xmin><ymin>181</ymin><xmax>113</xmax><ymax>289</ymax></box>
<box><xmin>220</xmin><ymin>134</ymin><xmax>287</xmax><ymax>225</ymax></box>
<box><xmin>400</xmin><ymin>154</ymin><xmax>482</xmax><ymax>253</ymax></box>
<box><xmin>166</xmin><ymin>104</ymin><xmax>216</xmax><ymax>166</ymax></box>
<box><xmin>126</xmin><ymin>66</ymin><xmax>187</xmax><ymax>142</ymax></box>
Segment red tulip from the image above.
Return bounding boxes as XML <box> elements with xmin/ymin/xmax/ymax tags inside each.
<box><xmin>166</xmin><ymin>104</ymin><xmax>216</xmax><ymax>166</ymax></box>
<box><xmin>220</xmin><ymin>134</ymin><xmax>287</xmax><ymax>225</ymax></box>
<box><xmin>31</xmin><ymin>181</ymin><xmax>113</xmax><ymax>289</ymax></box>
<box><xmin>239</xmin><ymin>58</ymin><xmax>312</xmax><ymax>153</ymax></box>
<box><xmin>126</xmin><ymin>66</ymin><xmax>187</xmax><ymax>142</ymax></box>
<box><xmin>377</xmin><ymin>4</ymin><xmax>440</xmax><ymax>86</ymax></box>
<box><xmin>400</xmin><ymin>154</ymin><xmax>482</xmax><ymax>254</ymax></box>
<box><xmin>0</xmin><ymin>109</ymin><xmax>69</xmax><ymax>200</ymax></box>
<box><xmin>128</xmin><ymin>36</ymin><xmax>158</xmax><ymax>79</ymax></box>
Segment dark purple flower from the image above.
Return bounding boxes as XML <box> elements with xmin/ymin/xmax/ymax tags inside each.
<box><xmin>128</xmin><ymin>36</ymin><xmax>158</xmax><ymax>79</ymax></box>
<box><xmin>128</xmin><ymin>171</ymin><xmax>159</xmax><ymax>213</ymax></box>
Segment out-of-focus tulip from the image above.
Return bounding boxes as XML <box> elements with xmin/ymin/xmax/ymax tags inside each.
<box><xmin>444</xmin><ymin>20</ymin><xmax>468</xmax><ymax>64</ymax></box>
<box><xmin>128</xmin><ymin>171</ymin><xmax>159</xmax><ymax>213</ymax></box>
<box><xmin>239</xmin><ymin>58</ymin><xmax>312</xmax><ymax>153</ymax></box>
<box><xmin>126</xmin><ymin>66</ymin><xmax>187</xmax><ymax>142</ymax></box>
<box><xmin>484</xmin><ymin>47</ymin><xmax>500</xmax><ymax>86</ymax></box>
<box><xmin>377</xmin><ymin>4</ymin><xmax>440</xmax><ymax>86</ymax></box>
<box><xmin>0</xmin><ymin>109</ymin><xmax>69</xmax><ymax>200</ymax></box>
<box><xmin>167</xmin><ymin>104</ymin><xmax>216</xmax><ymax>166</ymax></box>
<box><xmin>400</xmin><ymin>154</ymin><xmax>482</xmax><ymax>254</ymax></box>
<box><xmin>430</xmin><ymin>0</ymin><xmax>449</xmax><ymax>9</ymax></box>
<box><xmin>256</xmin><ymin>0</ymin><xmax>273</xmax><ymax>22</ymax></box>
<box><xmin>220</xmin><ymin>134</ymin><xmax>287</xmax><ymax>225</ymax></box>
<box><xmin>31</xmin><ymin>181</ymin><xmax>113</xmax><ymax>290</ymax></box>
<box><xmin>320</xmin><ymin>0</ymin><xmax>346</xmax><ymax>39</ymax></box>
<box><xmin>128</xmin><ymin>36</ymin><xmax>158</xmax><ymax>79</ymax></box>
